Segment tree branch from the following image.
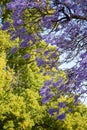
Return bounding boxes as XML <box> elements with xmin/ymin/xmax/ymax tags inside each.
<box><xmin>71</xmin><ymin>14</ymin><xmax>87</xmax><ymax>21</ymax></box>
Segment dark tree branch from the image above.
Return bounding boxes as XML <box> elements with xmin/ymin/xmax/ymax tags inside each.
<box><xmin>71</xmin><ymin>14</ymin><xmax>87</xmax><ymax>21</ymax></box>
<box><xmin>54</xmin><ymin>1</ymin><xmax>87</xmax><ymax>21</ymax></box>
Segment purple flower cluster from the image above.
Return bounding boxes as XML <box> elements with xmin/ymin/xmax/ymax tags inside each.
<box><xmin>56</xmin><ymin>112</ymin><xmax>66</xmax><ymax>120</ymax></box>
<box><xmin>40</xmin><ymin>81</ymin><xmax>52</xmax><ymax>98</ymax></box>
<box><xmin>10</xmin><ymin>47</ymin><xmax>17</xmax><ymax>54</ymax></box>
<box><xmin>4</xmin><ymin>0</ymin><xmax>38</xmax><ymax>58</ymax></box>
<box><xmin>2</xmin><ymin>22</ymin><xmax>10</xmax><ymax>30</ymax></box>
<box><xmin>23</xmin><ymin>54</ymin><xmax>31</xmax><ymax>59</ymax></box>
<box><xmin>48</xmin><ymin>108</ymin><xmax>59</xmax><ymax>116</ymax></box>
<box><xmin>36</xmin><ymin>57</ymin><xmax>45</xmax><ymax>67</ymax></box>
<box><xmin>58</xmin><ymin>102</ymin><xmax>66</xmax><ymax>108</ymax></box>
<box><xmin>48</xmin><ymin>107</ymin><xmax>66</xmax><ymax>120</ymax></box>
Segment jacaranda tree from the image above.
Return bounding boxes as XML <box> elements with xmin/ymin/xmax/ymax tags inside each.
<box><xmin>1</xmin><ymin>0</ymin><xmax>87</xmax><ymax>120</ymax></box>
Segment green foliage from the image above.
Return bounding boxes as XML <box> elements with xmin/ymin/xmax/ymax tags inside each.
<box><xmin>0</xmin><ymin>27</ymin><xmax>87</xmax><ymax>130</ymax></box>
<box><xmin>0</xmin><ymin>29</ymin><xmax>54</xmax><ymax>129</ymax></box>
<box><xmin>0</xmin><ymin>30</ymin><xmax>46</xmax><ymax>129</ymax></box>
<box><xmin>0</xmin><ymin>0</ymin><xmax>12</xmax><ymax>22</ymax></box>
<box><xmin>62</xmin><ymin>104</ymin><xmax>87</xmax><ymax>130</ymax></box>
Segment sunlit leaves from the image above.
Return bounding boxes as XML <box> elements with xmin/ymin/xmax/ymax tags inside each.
<box><xmin>1</xmin><ymin>0</ymin><xmax>87</xmax><ymax>122</ymax></box>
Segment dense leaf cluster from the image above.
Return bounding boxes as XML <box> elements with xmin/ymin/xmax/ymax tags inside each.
<box><xmin>1</xmin><ymin>0</ymin><xmax>87</xmax><ymax>121</ymax></box>
<box><xmin>0</xmin><ymin>29</ymin><xmax>87</xmax><ymax>130</ymax></box>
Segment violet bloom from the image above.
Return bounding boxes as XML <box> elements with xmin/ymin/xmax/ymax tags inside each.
<box><xmin>51</xmin><ymin>53</ymin><xmax>57</xmax><ymax>58</ymax></box>
<box><xmin>56</xmin><ymin>113</ymin><xmax>66</xmax><ymax>120</ymax></box>
<box><xmin>7</xmin><ymin>0</ymin><xmax>28</xmax><ymax>10</ymax></box>
<box><xmin>36</xmin><ymin>49</ymin><xmax>42</xmax><ymax>53</ymax></box>
<box><xmin>58</xmin><ymin>102</ymin><xmax>66</xmax><ymax>108</ymax></box>
<box><xmin>74</xmin><ymin>95</ymin><xmax>79</xmax><ymax>104</ymax></box>
<box><xmin>18</xmin><ymin>28</ymin><xmax>27</xmax><ymax>33</ymax></box>
<box><xmin>81</xmin><ymin>55</ymin><xmax>87</xmax><ymax>64</ymax></box>
<box><xmin>41</xmin><ymin>94</ymin><xmax>53</xmax><ymax>104</ymax></box>
<box><xmin>40</xmin><ymin>87</ymin><xmax>50</xmax><ymax>96</ymax></box>
<box><xmin>44</xmin><ymin>81</ymin><xmax>52</xmax><ymax>86</ymax></box>
<box><xmin>68</xmin><ymin>108</ymin><xmax>73</xmax><ymax>112</ymax></box>
<box><xmin>58</xmin><ymin>85</ymin><xmax>65</xmax><ymax>91</ymax></box>
<box><xmin>7</xmin><ymin>2</ymin><xmax>16</xmax><ymax>10</ymax></box>
<box><xmin>10</xmin><ymin>32</ymin><xmax>19</xmax><ymax>41</ymax></box>
<box><xmin>2</xmin><ymin>22</ymin><xmax>10</xmax><ymax>30</ymax></box>
<box><xmin>52</xmin><ymin>80</ymin><xmax>63</xmax><ymax>88</ymax></box>
<box><xmin>13</xmin><ymin>20</ymin><xmax>23</xmax><ymax>28</ymax></box>
<box><xmin>20</xmin><ymin>41</ymin><xmax>29</xmax><ymax>48</ymax></box>
<box><xmin>48</xmin><ymin>108</ymin><xmax>59</xmax><ymax>116</ymax></box>
<box><xmin>23</xmin><ymin>54</ymin><xmax>31</xmax><ymax>59</ymax></box>
<box><xmin>20</xmin><ymin>34</ymin><xmax>33</xmax><ymax>43</ymax></box>
<box><xmin>36</xmin><ymin>57</ymin><xmax>45</xmax><ymax>67</ymax></box>
<box><xmin>44</xmin><ymin>50</ymin><xmax>50</xmax><ymax>56</ymax></box>
<box><xmin>10</xmin><ymin>47</ymin><xmax>17</xmax><ymax>54</ymax></box>
<box><xmin>52</xmin><ymin>81</ymin><xmax>61</xmax><ymax>88</ymax></box>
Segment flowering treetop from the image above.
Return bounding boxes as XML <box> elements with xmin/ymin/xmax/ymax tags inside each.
<box><xmin>1</xmin><ymin>0</ymin><xmax>87</xmax><ymax>120</ymax></box>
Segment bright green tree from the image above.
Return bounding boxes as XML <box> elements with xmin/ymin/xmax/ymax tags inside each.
<box><xmin>0</xmin><ymin>29</ymin><xmax>63</xmax><ymax>130</ymax></box>
<box><xmin>0</xmin><ymin>24</ymin><xmax>87</xmax><ymax>130</ymax></box>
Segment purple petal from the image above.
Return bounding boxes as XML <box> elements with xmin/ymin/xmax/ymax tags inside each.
<box><xmin>56</xmin><ymin>113</ymin><xmax>66</xmax><ymax>120</ymax></box>
<box><xmin>23</xmin><ymin>54</ymin><xmax>31</xmax><ymax>59</ymax></box>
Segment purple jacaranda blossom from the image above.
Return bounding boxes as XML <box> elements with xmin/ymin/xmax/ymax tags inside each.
<box><xmin>48</xmin><ymin>108</ymin><xmax>59</xmax><ymax>116</ymax></box>
<box><xmin>7</xmin><ymin>0</ymin><xmax>28</xmax><ymax>10</ymax></box>
<box><xmin>7</xmin><ymin>2</ymin><xmax>16</xmax><ymax>10</ymax></box>
<box><xmin>52</xmin><ymin>81</ymin><xmax>61</xmax><ymax>88</ymax></box>
<box><xmin>80</xmin><ymin>52</ymin><xmax>87</xmax><ymax>59</ymax></box>
<box><xmin>23</xmin><ymin>54</ymin><xmax>31</xmax><ymax>59</ymax></box>
<box><xmin>13</xmin><ymin>19</ymin><xmax>24</xmax><ymax>27</ymax></box>
<box><xmin>19</xmin><ymin>41</ymin><xmax>29</xmax><ymax>48</ymax></box>
<box><xmin>74</xmin><ymin>95</ymin><xmax>80</xmax><ymax>104</ymax></box>
<box><xmin>35</xmin><ymin>49</ymin><xmax>42</xmax><ymax>53</ymax></box>
<box><xmin>18</xmin><ymin>28</ymin><xmax>27</xmax><ymax>33</ymax></box>
<box><xmin>28</xmin><ymin>2</ymin><xmax>40</xmax><ymax>8</ymax></box>
<box><xmin>44</xmin><ymin>50</ymin><xmax>50</xmax><ymax>56</ymax></box>
<box><xmin>44</xmin><ymin>81</ymin><xmax>52</xmax><ymax>86</ymax></box>
<box><xmin>43</xmin><ymin>72</ymin><xmax>47</xmax><ymax>76</ymax></box>
<box><xmin>28</xmin><ymin>1</ymin><xmax>46</xmax><ymax>9</ymax></box>
<box><xmin>56</xmin><ymin>113</ymin><xmax>66</xmax><ymax>120</ymax></box>
<box><xmin>81</xmin><ymin>55</ymin><xmax>87</xmax><ymax>64</ymax></box>
<box><xmin>52</xmin><ymin>82</ymin><xmax>58</xmax><ymax>88</ymax></box>
<box><xmin>40</xmin><ymin>87</ymin><xmax>50</xmax><ymax>96</ymax></box>
<box><xmin>58</xmin><ymin>85</ymin><xmax>65</xmax><ymax>91</ymax></box>
<box><xmin>10</xmin><ymin>35</ymin><xmax>18</xmax><ymax>41</ymax></box>
<box><xmin>40</xmin><ymin>80</ymin><xmax>52</xmax><ymax>97</ymax></box>
<box><xmin>52</xmin><ymin>80</ymin><xmax>63</xmax><ymax>88</ymax></box>
<box><xmin>58</xmin><ymin>102</ymin><xmax>66</xmax><ymax>108</ymax></box>
<box><xmin>50</xmin><ymin>53</ymin><xmax>57</xmax><ymax>58</ymax></box>
<box><xmin>12</xmin><ymin>11</ymin><xmax>20</xmax><ymax>20</ymax></box>
<box><xmin>20</xmin><ymin>33</ymin><xmax>35</xmax><ymax>43</ymax></box>
<box><xmin>68</xmin><ymin>108</ymin><xmax>73</xmax><ymax>112</ymax></box>
<box><xmin>2</xmin><ymin>22</ymin><xmax>10</xmax><ymax>30</ymax></box>
<box><xmin>36</xmin><ymin>57</ymin><xmax>45</xmax><ymax>67</ymax></box>
<box><xmin>20</xmin><ymin>33</ymin><xmax>30</xmax><ymax>40</ymax></box>
<box><xmin>41</xmin><ymin>94</ymin><xmax>53</xmax><ymax>104</ymax></box>
<box><xmin>16</xmin><ymin>19</ymin><xmax>24</xmax><ymax>25</ymax></box>
<box><xmin>10</xmin><ymin>31</ymin><xmax>19</xmax><ymax>41</ymax></box>
<box><xmin>10</xmin><ymin>47</ymin><xmax>17</xmax><ymax>54</ymax></box>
